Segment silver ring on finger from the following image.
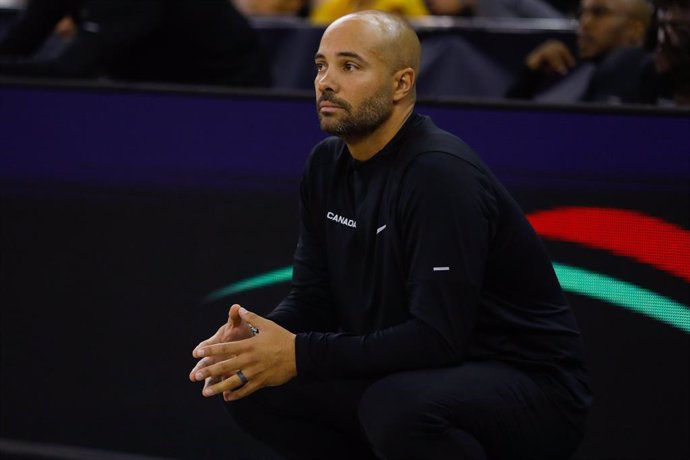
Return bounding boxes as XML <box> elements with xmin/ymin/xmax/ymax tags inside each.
<box><xmin>236</xmin><ymin>370</ymin><xmax>249</xmax><ymax>387</ymax></box>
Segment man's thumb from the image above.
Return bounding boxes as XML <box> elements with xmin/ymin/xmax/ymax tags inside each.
<box><xmin>227</xmin><ymin>303</ymin><xmax>242</xmax><ymax>327</ymax></box>
<box><xmin>239</xmin><ymin>307</ymin><xmax>265</xmax><ymax>328</ymax></box>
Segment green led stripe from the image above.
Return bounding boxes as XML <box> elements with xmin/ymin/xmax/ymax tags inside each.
<box><xmin>205</xmin><ymin>266</ymin><xmax>293</xmax><ymax>302</ymax></box>
<box><xmin>204</xmin><ymin>263</ymin><xmax>690</xmax><ymax>334</ymax></box>
<box><xmin>553</xmin><ymin>262</ymin><xmax>690</xmax><ymax>333</ymax></box>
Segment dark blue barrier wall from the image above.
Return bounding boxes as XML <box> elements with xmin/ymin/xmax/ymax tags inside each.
<box><xmin>0</xmin><ymin>81</ymin><xmax>688</xmax><ymax>460</ymax></box>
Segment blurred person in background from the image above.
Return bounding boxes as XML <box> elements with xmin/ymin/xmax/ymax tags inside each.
<box><xmin>424</xmin><ymin>0</ymin><xmax>476</xmax><ymax>15</ymax></box>
<box><xmin>506</xmin><ymin>0</ymin><xmax>653</xmax><ymax>102</ymax></box>
<box><xmin>232</xmin><ymin>0</ymin><xmax>566</xmax><ymax>19</ymax></box>
<box><xmin>308</xmin><ymin>0</ymin><xmax>565</xmax><ymax>21</ymax></box>
<box><xmin>0</xmin><ymin>0</ymin><xmax>271</xmax><ymax>87</ymax></box>
<box><xmin>309</xmin><ymin>0</ymin><xmax>430</xmax><ymax>24</ymax></box>
<box><xmin>425</xmin><ymin>0</ymin><xmax>566</xmax><ymax>17</ymax></box>
<box><xmin>651</xmin><ymin>0</ymin><xmax>690</xmax><ymax>104</ymax></box>
<box><xmin>232</xmin><ymin>0</ymin><xmax>310</xmax><ymax>17</ymax></box>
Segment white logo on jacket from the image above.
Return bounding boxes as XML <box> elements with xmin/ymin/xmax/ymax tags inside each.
<box><xmin>326</xmin><ymin>211</ymin><xmax>357</xmax><ymax>228</ymax></box>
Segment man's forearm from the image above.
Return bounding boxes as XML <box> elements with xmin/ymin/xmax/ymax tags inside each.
<box><xmin>294</xmin><ymin>318</ymin><xmax>460</xmax><ymax>379</ymax></box>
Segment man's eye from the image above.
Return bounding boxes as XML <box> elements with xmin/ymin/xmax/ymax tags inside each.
<box><xmin>344</xmin><ymin>63</ymin><xmax>356</xmax><ymax>71</ymax></box>
<box><xmin>315</xmin><ymin>63</ymin><xmax>325</xmax><ymax>72</ymax></box>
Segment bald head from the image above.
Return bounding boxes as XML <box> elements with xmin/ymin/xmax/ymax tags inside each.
<box><xmin>326</xmin><ymin>10</ymin><xmax>421</xmax><ymax>76</ymax></box>
<box><xmin>578</xmin><ymin>0</ymin><xmax>652</xmax><ymax>58</ymax></box>
<box><xmin>314</xmin><ymin>10</ymin><xmax>421</xmax><ymax>159</ymax></box>
<box><xmin>620</xmin><ymin>0</ymin><xmax>653</xmax><ymax>31</ymax></box>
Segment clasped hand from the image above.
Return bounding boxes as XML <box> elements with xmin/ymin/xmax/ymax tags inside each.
<box><xmin>526</xmin><ymin>39</ymin><xmax>577</xmax><ymax>75</ymax></box>
<box><xmin>189</xmin><ymin>304</ymin><xmax>297</xmax><ymax>401</ymax></box>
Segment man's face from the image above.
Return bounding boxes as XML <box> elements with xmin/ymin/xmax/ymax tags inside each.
<box><xmin>314</xmin><ymin>18</ymin><xmax>394</xmax><ymax>140</ymax></box>
<box><xmin>577</xmin><ymin>0</ymin><xmax>639</xmax><ymax>59</ymax></box>
<box><xmin>655</xmin><ymin>4</ymin><xmax>690</xmax><ymax>74</ymax></box>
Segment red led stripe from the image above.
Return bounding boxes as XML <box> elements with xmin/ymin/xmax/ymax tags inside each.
<box><xmin>528</xmin><ymin>207</ymin><xmax>690</xmax><ymax>283</ymax></box>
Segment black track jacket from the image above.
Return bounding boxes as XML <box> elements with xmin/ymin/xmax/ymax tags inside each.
<box><xmin>269</xmin><ymin>113</ymin><xmax>591</xmax><ymax>419</ymax></box>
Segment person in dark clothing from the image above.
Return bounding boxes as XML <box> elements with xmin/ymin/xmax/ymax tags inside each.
<box><xmin>0</xmin><ymin>0</ymin><xmax>271</xmax><ymax>87</ymax></box>
<box><xmin>651</xmin><ymin>0</ymin><xmax>690</xmax><ymax>105</ymax></box>
<box><xmin>190</xmin><ymin>10</ymin><xmax>591</xmax><ymax>460</ymax></box>
<box><xmin>506</xmin><ymin>0</ymin><xmax>652</xmax><ymax>103</ymax></box>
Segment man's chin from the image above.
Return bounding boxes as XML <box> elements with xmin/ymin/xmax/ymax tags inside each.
<box><xmin>318</xmin><ymin>119</ymin><xmax>342</xmax><ymax>135</ymax></box>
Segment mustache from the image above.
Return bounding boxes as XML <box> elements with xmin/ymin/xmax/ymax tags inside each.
<box><xmin>317</xmin><ymin>92</ymin><xmax>351</xmax><ymax>111</ymax></box>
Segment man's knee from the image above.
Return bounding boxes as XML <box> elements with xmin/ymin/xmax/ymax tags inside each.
<box><xmin>358</xmin><ymin>374</ymin><xmax>446</xmax><ymax>458</ymax></box>
<box><xmin>357</xmin><ymin>370</ymin><xmax>494</xmax><ymax>460</ymax></box>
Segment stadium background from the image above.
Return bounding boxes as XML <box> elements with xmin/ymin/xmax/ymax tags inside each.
<box><xmin>1</xmin><ymin>81</ymin><xmax>688</xmax><ymax>459</ymax></box>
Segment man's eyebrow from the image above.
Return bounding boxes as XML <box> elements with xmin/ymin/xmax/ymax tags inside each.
<box><xmin>337</xmin><ymin>51</ymin><xmax>366</xmax><ymax>61</ymax></box>
<box><xmin>314</xmin><ymin>51</ymin><xmax>367</xmax><ymax>62</ymax></box>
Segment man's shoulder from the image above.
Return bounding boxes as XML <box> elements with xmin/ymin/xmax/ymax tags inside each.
<box><xmin>301</xmin><ymin>136</ymin><xmax>346</xmax><ymax>178</ymax></box>
<box><xmin>386</xmin><ymin>116</ymin><xmax>495</xmax><ymax>199</ymax></box>
<box><xmin>588</xmin><ymin>46</ymin><xmax>656</xmax><ymax>103</ymax></box>
<box><xmin>403</xmin><ymin>115</ymin><xmax>484</xmax><ymax>171</ymax></box>
<box><xmin>308</xmin><ymin>136</ymin><xmax>344</xmax><ymax>162</ymax></box>
<box><xmin>312</xmin><ymin>135</ymin><xmax>344</xmax><ymax>153</ymax></box>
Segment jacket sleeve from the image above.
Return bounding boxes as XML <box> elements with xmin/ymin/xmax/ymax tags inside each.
<box><xmin>294</xmin><ymin>152</ymin><xmax>499</xmax><ymax>379</ymax></box>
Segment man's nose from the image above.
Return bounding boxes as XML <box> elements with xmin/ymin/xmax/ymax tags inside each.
<box><xmin>316</xmin><ymin>69</ymin><xmax>337</xmax><ymax>93</ymax></box>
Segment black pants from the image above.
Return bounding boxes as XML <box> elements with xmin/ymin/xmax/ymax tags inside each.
<box><xmin>225</xmin><ymin>361</ymin><xmax>585</xmax><ymax>460</ymax></box>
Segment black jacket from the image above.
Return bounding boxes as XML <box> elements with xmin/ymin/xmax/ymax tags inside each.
<box><xmin>269</xmin><ymin>113</ymin><xmax>591</xmax><ymax>425</ymax></box>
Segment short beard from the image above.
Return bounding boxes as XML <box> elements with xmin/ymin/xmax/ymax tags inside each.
<box><xmin>317</xmin><ymin>86</ymin><xmax>393</xmax><ymax>141</ymax></box>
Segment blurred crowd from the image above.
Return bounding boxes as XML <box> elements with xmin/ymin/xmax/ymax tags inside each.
<box><xmin>0</xmin><ymin>0</ymin><xmax>688</xmax><ymax>106</ymax></box>
<box><xmin>232</xmin><ymin>0</ymin><xmax>572</xmax><ymax>20</ymax></box>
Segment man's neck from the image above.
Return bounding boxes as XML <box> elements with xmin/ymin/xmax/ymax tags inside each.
<box><xmin>344</xmin><ymin>105</ymin><xmax>414</xmax><ymax>162</ymax></box>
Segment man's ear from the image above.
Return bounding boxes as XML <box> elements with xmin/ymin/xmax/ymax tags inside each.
<box><xmin>393</xmin><ymin>68</ymin><xmax>415</xmax><ymax>101</ymax></box>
